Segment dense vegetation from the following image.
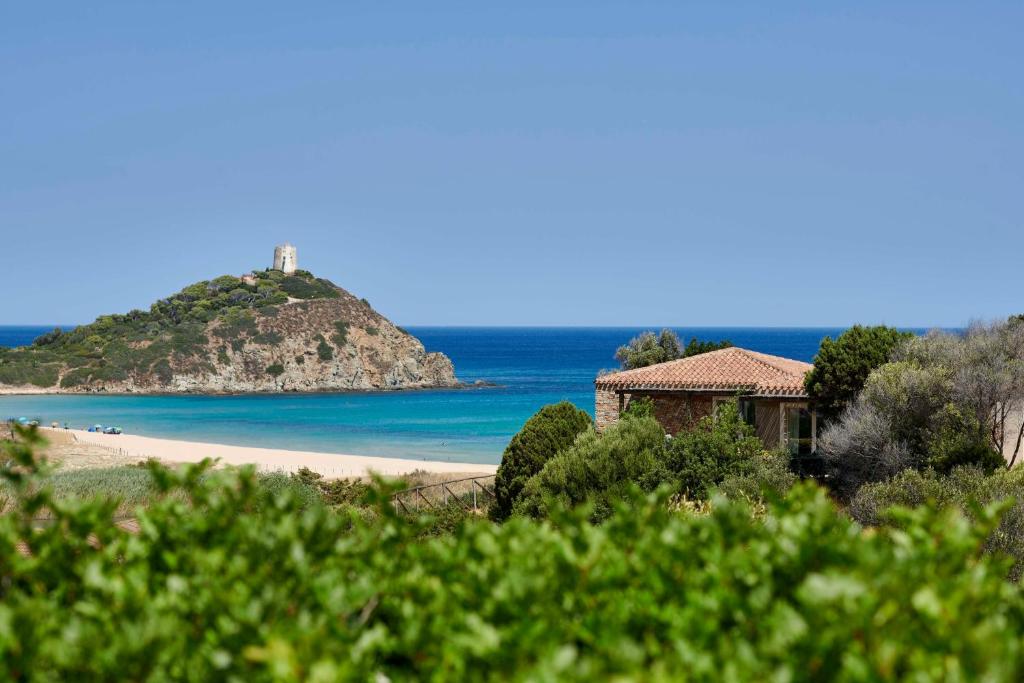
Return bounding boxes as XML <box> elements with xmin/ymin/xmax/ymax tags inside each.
<box><xmin>510</xmin><ymin>401</ymin><xmax>793</xmax><ymax>521</ymax></box>
<box><xmin>490</xmin><ymin>402</ymin><xmax>592</xmax><ymax>521</ymax></box>
<box><xmin>850</xmin><ymin>465</ymin><xmax>1024</xmax><ymax>581</ymax></box>
<box><xmin>820</xmin><ymin>320</ymin><xmax>1024</xmax><ymax>498</ymax></box>
<box><xmin>6</xmin><ymin>317</ymin><xmax>1024</xmax><ymax>677</ymax></box>
<box><xmin>614</xmin><ymin>329</ymin><xmax>732</xmax><ymax>370</ymax></box>
<box><xmin>0</xmin><ymin>269</ymin><xmax>342</xmax><ymax>388</ymax></box>
<box><xmin>5</xmin><ymin>428</ymin><xmax>1024</xmax><ymax>680</ymax></box>
<box><xmin>804</xmin><ymin>325</ymin><xmax>914</xmax><ymax>422</ymax></box>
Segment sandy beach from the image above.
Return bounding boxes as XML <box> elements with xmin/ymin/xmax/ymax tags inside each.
<box><xmin>41</xmin><ymin>428</ymin><xmax>497</xmax><ymax>478</ymax></box>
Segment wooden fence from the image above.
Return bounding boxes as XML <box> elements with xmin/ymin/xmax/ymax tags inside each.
<box><xmin>392</xmin><ymin>474</ymin><xmax>496</xmax><ymax>514</ymax></box>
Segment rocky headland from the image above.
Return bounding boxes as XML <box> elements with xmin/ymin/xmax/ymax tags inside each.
<box><xmin>0</xmin><ymin>269</ymin><xmax>458</xmax><ymax>394</ymax></box>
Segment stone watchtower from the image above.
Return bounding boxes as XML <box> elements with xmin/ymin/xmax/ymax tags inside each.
<box><xmin>273</xmin><ymin>243</ymin><xmax>298</xmax><ymax>274</ymax></box>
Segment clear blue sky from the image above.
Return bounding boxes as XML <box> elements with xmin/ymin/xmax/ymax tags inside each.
<box><xmin>2</xmin><ymin>2</ymin><xmax>1021</xmax><ymax>327</ymax></box>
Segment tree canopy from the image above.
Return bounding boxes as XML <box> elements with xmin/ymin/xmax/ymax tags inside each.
<box><xmin>490</xmin><ymin>402</ymin><xmax>592</xmax><ymax>521</ymax></box>
<box><xmin>820</xmin><ymin>322</ymin><xmax>1024</xmax><ymax>498</ymax></box>
<box><xmin>615</xmin><ymin>329</ymin><xmax>732</xmax><ymax>370</ymax></box>
<box><xmin>804</xmin><ymin>325</ymin><xmax>914</xmax><ymax>422</ymax></box>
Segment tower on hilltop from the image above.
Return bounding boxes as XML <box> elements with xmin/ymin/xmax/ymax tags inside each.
<box><xmin>272</xmin><ymin>243</ymin><xmax>297</xmax><ymax>274</ymax></box>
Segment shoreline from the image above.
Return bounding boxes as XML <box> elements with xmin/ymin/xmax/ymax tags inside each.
<box><xmin>44</xmin><ymin>428</ymin><xmax>498</xmax><ymax>478</ymax></box>
<box><xmin>0</xmin><ymin>381</ymin><xmax>500</xmax><ymax>397</ymax></box>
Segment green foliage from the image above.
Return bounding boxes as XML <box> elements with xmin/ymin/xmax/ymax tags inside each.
<box><xmin>278</xmin><ymin>275</ymin><xmax>341</xmax><ymax>300</ymax></box>
<box><xmin>615</xmin><ymin>329</ymin><xmax>731</xmax><ymax>370</ymax></box>
<box><xmin>805</xmin><ymin>325</ymin><xmax>914</xmax><ymax>421</ymax></box>
<box><xmin>850</xmin><ymin>466</ymin><xmax>1024</xmax><ymax>580</ymax></box>
<box><xmin>0</xmin><ymin>269</ymin><xmax>343</xmax><ymax>388</ymax></box>
<box><xmin>266</xmin><ymin>363</ymin><xmax>285</xmax><ymax>377</ymax></box>
<box><xmin>315</xmin><ymin>335</ymin><xmax>334</xmax><ymax>361</ymax></box>
<box><xmin>0</xmin><ymin>357</ymin><xmax>60</xmax><ymax>387</ymax></box>
<box><xmin>667</xmin><ymin>401</ymin><xmax>781</xmax><ymax>500</ymax></box>
<box><xmin>622</xmin><ymin>395</ymin><xmax>654</xmax><ymax>418</ymax></box>
<box><xmin>291</xmin><ymin>467</ymin><xmax>369</xmax><ymax>507</ymax></box>
<box><xmin>615</xmin><ymin>329</ymin><xmax>680</xmax><ymax>369</ymax></box>
<box><xmin>822</xmin><ymin>323</ymin><xmax>1024</xmax><ymax>496</ymax></box>
<box><xmin>331</xmin><ymin>321</ymin><xmax>350</xmax><ymax>347</ymax></box>
<box><xmin>4</xmin><ymin>429</ymin><xmax>1024</xmax><ymax>679</ymax></box>
<box><xmin>683</xmin><ymin>336</ymin><xmax>734</xmax><ymax>357</ymax></box>
<box><xmin>927</xmin><ymin>410</ymin><xmax>1005</xmax><ymax>474</ymax></box>
<box><xmin>31</xmin><ymin>328</ymin><xmax>64</xmax><ymax>346</ymax></box>
<box><xmin>365</xmin><ymin>326</ymin><xmax>380</xmax><ymax>336</ymax></box>
<box><xmin>490</xmin><ymin>402</ymin><xmax>592</xmax><ymax>521</ymax></box>
<box><xmin>513</xmin><ymin>416</ymin><xmax>669</xmax><ymax>521</ymax></box>
<box><xmin>253</xmin><ymin>330</ymin><xmax>284</xmax><ymax>346</ymax></box>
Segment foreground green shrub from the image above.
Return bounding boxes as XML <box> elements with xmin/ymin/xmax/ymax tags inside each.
<box><xmin>5</xmin><ymin>428</ymin><xmax>1024</xmax><ymax>680</ymax></box>
<box><xmin>490</xmin><ymin>401</ymin><xmax>592</xmax><ymax>521</ymax></box>
<box><xmin>850</xmin><ymin>466</ymin><xmax>1024</xmax><ymax>580</ymax></box>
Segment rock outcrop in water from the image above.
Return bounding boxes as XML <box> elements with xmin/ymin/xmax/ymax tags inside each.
<box><xmin>0</xmin><ymin>269</ymin><xmax>458</xmax><ymax>394</ymax></box>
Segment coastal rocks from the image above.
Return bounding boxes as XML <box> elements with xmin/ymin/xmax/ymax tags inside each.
<box><xmin>10</xmin><ymin>288</ymin><xmax>460</xmax><ymax>395</ymax></box>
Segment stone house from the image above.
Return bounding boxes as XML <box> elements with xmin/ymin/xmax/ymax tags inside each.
<box><xmin>596</xmin><ymin>347</ymin><xmax>818</xmax><ymax>455</ymax></box>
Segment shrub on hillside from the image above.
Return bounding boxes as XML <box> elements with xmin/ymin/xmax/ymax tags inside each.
<box><xmin>5</xmin><ymin>428</ymin><xmax>1024</xmax><ymax>679</ymax></box>
<box><xmin>513</xmin><ymin>415</ymin><xmax>669</xmax><ymax>521</ymax></box>
<box><xmin>490</xmin><ymin>402</ymin><xmax>592</xmax><ymax>521</ymax></box>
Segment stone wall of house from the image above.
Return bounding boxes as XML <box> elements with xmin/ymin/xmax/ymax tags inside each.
<box><xmin>645</xmin><ymin>394</ymin><xmax>712</xmax><ymax>435</ymax></box>
<box><xmin>597</xmin><ymin>390</ymin><xmax>714</xmax><ymax>435</ymax></box>
<box><xmin>595</xmin><ymin>387</ymin><xmax>622</xmax><ymax>431</ymax></box>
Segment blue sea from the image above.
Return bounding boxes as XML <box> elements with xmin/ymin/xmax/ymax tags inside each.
<box><xmin>2</xmin><ymin>325</ymin><xmax>863</xmax><ymax>464</ymax></box>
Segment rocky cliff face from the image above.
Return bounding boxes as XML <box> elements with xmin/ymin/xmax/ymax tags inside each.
<box><xmin>148</xmin><ymin>296</ymin><xmax>457</xmax><ymax>393</ymax></box>
<box><xmin>0</xmin><ymin>276</ymin><xmax>459</xmax><ymax>394</ymax></box>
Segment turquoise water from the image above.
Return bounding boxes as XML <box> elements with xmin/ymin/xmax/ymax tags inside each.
<box><xmin>2</xmin><ymin>326</ymin><xmax>873</xmax><ymax>464</ymax></box>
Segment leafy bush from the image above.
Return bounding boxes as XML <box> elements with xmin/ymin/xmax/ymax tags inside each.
<box><xmin>805</xmin><ymin>325</ymin><xmax>913</xmax><ymax>422</ymax></box>
<box><xmin>253</xmin><ymin>330</ymin><xmax>284</xmax><ymax>346</ymax></box>
<box><xmin>316</xmin><ymin>335</ymin><xmax>333</xmax><ymax>361</ymax></box>
<box><xmin>716</xmin><ymin>450</ymin><xmax>796</xmax><ymax>503</ymax></box>
<box><xmin>332</xmin><ymin>321</ymin><xmax>350</xmax><ymax>347</ymax></box>
<box><xmin>821</xmin><ymin>322</ymin><xmax>1024</xmax><ymax>497</ymax></box>
<box><xmin>4</xmin><ymin>429</ymin><xmax>1024</xmax><ymax>680</ymax></box>
<box><xmin>666</xmin><ymin>401</ymin><xmax>772</xmax><ymax>500</ymax></box>
<box><xmin>278</xmin><ymin>275</ymin><xmax>341</xmax><ymax>300</ymax></box>
<box><xmin>615</xmin><ymin>329</ymin><xmax>731</xmax><ymax>370</ymax></box>
<box><xmin>513</xmin><ymin>416</ymin><xmax>669</xmax><ymax>521</ymax></box>
<box><xmin>490</xmin><ymin>402</ymin><xmax>592</xmax><ymax>521</ymax></box>
<box><xmin>365</xmin><ymin>326</ymin><xmax>380</xmax><ymax>336</ymax></box>
<box><xmin>291</xmin><ymin>467</ymin><xmax>368</xmax><ymax>507</ymax></box>
<box><xmin>850</xmin><ymin>466</ymin><xmax>1024</xmax><ymax>580</ymax></box>
<box><xmin>266</xmin><ymin>363</ymin><xmax>285</xmax><ymax>377</ymax></box>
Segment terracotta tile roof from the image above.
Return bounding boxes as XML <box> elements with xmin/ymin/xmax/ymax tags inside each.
<box><xmin>596</xmin><ymin>347</ymin><xmax>812</xmax><ymax>397</ymax></box>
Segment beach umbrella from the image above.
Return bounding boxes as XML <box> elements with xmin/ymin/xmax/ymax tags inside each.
<box><xmin>17</xmin><ymin>417</ymin><xmax>29</xmax><ymax>424</ymax></box>
<box><xmin>93</xmin><ymin>424</ymin><xmax>103</xmax><ymax>430</ymax></box>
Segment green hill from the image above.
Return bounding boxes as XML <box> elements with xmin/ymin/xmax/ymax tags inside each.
<box><xmin>0</xmin><ymin>269</ymin><xmax>457</xmax><ymax>393</ymax></box>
